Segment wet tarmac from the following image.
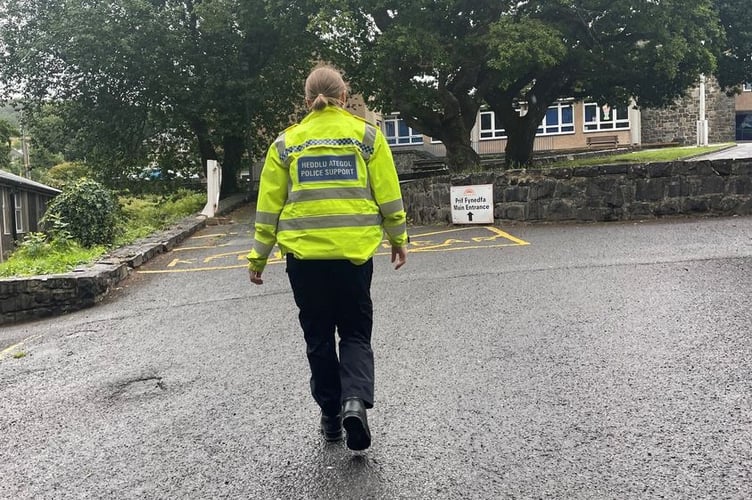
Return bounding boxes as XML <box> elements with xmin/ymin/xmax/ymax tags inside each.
<box><xmin>1</xmin><ymin>208</ymin><xmax>751</xmax><ymax>499</ymax></box>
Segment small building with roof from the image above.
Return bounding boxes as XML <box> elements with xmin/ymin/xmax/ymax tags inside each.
<box><xmin>0</xmin><ymin>170</ymin><xmax>61</xmax><ymax>261</ymax></box>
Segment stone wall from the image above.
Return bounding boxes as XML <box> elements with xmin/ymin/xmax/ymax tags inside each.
<box><xmin>641</xmin><ymin>77</ymin><xmax>736</xmax><ymax>145</ymax></box>
<box><xmin>401</xmin><ymin>159</ymin><xmax>752</xmax><ymax>225</ymax></box>
<box><xmin>0</xmin><ymin>263</ymin><xmax>130</xmax><ymax>325</ymax></box>
<box><xmin>0</xmin><ymin>194</ymin><xmax>249</xmax><ymax>326</ymax></box>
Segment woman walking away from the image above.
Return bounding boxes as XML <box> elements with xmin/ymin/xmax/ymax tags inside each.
<box><xmin>247</xmin><ymin>65</ymin><xmax>408</xmax><ymax>451</ymax></box>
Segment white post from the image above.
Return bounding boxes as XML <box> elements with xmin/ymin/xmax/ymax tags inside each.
<box><xmin>629</xmin><ymin>98</ymin><xmax>641</xmax><ymax>145</ymax></box>
<box><xmin>200</xmin><ymin>159</ymin><xmax>222</xmax><ymax>218</ymax></box>
<box><xmin>20</xmin><ymin>126</ymin><xmax>31</xmax><ymax>178</ymax></box>
<box><xmin>697</xmin><ymin>74</ymin><xmax>709</xmax><ymax>146</ymax></box>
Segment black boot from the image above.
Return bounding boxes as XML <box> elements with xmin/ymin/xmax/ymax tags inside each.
<box><xmin>320</xmin><ymin>412</ymin><xmax>343</xmax><ymax>442</ymax></box>
<box><xmin>342</xmin><ymin>398</ymin><xmax>371</xmax><ymax>451</ymax></box>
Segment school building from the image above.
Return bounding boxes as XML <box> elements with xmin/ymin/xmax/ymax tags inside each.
<box><xmin>346</xmin><ymin>77</ymin><xmax>750</xmax><ymax>161</ymax></box>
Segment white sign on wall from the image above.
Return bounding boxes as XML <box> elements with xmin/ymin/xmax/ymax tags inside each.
<box><xmin>450</xmin><ymin>184</ymin><xmax>494</xmax><ymax>224</ymax></box>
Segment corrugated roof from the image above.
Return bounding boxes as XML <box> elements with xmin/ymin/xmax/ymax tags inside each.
<box><xmin>0</xmin><ymin>169</ymin><xmax>61</xmax><ymax>195</ymax></box>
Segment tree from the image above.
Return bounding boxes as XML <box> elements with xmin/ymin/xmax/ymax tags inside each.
<box><xmin>0</xmin><ymin>118</ymin><xmax>19</xmax><ymax>170</ymax></box>
<box><xmin>482</xmin><ymin>0</ymin><xmax>722</xmax><ymax>166</ymax></box>
<box><xmin>0</xmin><ymin>0</ymin><xmax>320</xmax><ymax>196</ymax></box>
<box><xmin>315</xmin><ymin>1</ymin><xmax>510</xmax><ymax>171</ymax></box>
<box><xmin>715</xmin><ymin>0</ymin><xmax>752</xmax><ymax>89</ymax></box>
<box><xmin>319</xmin><ymin>0</ymin><xmax>726</xmax><ymax>169</ymax></box>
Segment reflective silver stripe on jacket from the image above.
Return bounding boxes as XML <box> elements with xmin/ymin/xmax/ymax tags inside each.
<box><xmin>287</xmin><ymin>187</ymin><xmax>374</xmax><ymax>203</ymax></box>
<box><xmin>252</xmin><ymin>239</ymin><xmax>275</xmax><ymax>257</ymax></box>
<box><xmin>255</xmin><ymin>211</ymin><xmax>280</xmax><ymax>226</ymax></box>
<box><xmin>379</xmin><ymin>198</ymin><xmax>404</xmax><ymax>216</ymax></box>
<box><xmin>278</xmin><ymin>214</ymin><xmax>382</xmax><ymax>232</ymax></box>
<box><xmin>383</xmin><ymin>221</ymin><xmax>407</xmax><ymax>239</ymax></box>
<box><xmin>281</xmin><ymin>125</ymin><xmax>378</xmax><ymax>162</ymax></box>
<box><xmin>275</xmin><ymin>134</ymin><xmax>290</xmax><ymax>167</ymax></box>
<box><xmin>361</xmin><ymin>124</ymin><xmax>377</xmax><ymax>162</ymax></box>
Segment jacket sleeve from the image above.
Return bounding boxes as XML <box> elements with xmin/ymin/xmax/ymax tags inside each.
<box><xmin>367</xmin><ymin>129</ymin><xmax>408</xmax><ymax>247</ymax></box>
<box><xmin>247</xmin><ymin>139</ymin><xmax>289</xmax><ymax>272</ymax></box>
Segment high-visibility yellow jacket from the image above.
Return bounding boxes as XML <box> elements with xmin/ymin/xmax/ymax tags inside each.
<box><xmin>247</xmin><ymin>105</ymin><xmax>408</xmax><ymax>272</ymax></box>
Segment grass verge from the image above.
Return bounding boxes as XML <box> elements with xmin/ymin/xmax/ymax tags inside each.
<box><xmin>546</xmin><ymin>143</ymin><xmax>733</xmax><ymax>168</ymax></box>
<box><xmin>0</xmin><ymin>189</ymin><xmax>206</xmax><ymax>278</ymax></box>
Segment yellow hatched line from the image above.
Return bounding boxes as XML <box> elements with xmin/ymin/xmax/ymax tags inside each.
<box><xmin>191</xmin><ymin>233</ymin><xmax>231</xmax><ymax>239</ymax></box>
<box><xmin>138</xmin><ymin>260</ymin><xmax>285</xmax><ymax>274</ymax></box>
<box><xmin>377</xmin><ymin>242</ymin><xmax>524</xmax><ymax>255</ymax></box>
<box><xmin>409</xmin><ymin>226</ymin><xmax>482</xmax><ymax>238</ymax></box>
<box><xmin>173</xmin><ymin>243</ymin><xmax>231</xmax><ymax>252</ymax></box>
<box><xmin>0</xmin><ymin>335</ymin><xmax>41</xmax><ymax>360</ymax></box>
<box><xmin>484</xmin><ymin>226</ymin><xmax>530</xmax><ymax>246</ymax></box>
<box><xmin>139</xmin><ymin>226</ymin><xmax>530</xmax><ymax>274</ymax></box>
<box><xmin>139</xmin><ymin>264</ymin><xmax>249</xmax><ymax>274</ymax></box>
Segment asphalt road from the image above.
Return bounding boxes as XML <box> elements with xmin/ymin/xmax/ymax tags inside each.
<box><xmin>1</xmin><ymin>206</ymin><xmax>751</xmax><ymax>499</ymax></box>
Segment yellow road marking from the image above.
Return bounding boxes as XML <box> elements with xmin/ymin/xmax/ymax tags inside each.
<box><xmin>168</xmin><ymin>258</ymin><xmax>196</xmax><ymax>267</ymax></box>
<box><xmin>0</xmin><ymin>335</ymin><xmax>41</xmax><ymax>360</ymax></box>
<box><xmin>191</xmin><ymin>232</ymin><xmax>233</xmax><ymax>239</ymax></box>
<box><xmin>484</xmin><ymin>226</ymin><xmax>530</xmax><ymax>246</ymax></box>
<box><xmin>140</xmin><ymin>225</ymin><xmax>529</xmax><ymax>274</ymax></box>
<box><xmin>173</xmin><ymin>243</ymin><xmax>231</xmax><ymax>252</ymax></box>
<box><xmin>203</xmin><ymin>250</ymin><xmax>249</xmax><ymax>263</ymax></box>
<box><xmin>391</xmin><ymin>243</ymin><xmax>524</xmax><ymax>254</ymax></box>
<box><xmin>139</xmin><ymin>264</ymin><xmax>251</xmax><ymax>274</ymax></box>
<box><xmin>409</xmin><ymin>226</ymin><xmax>481</xmax><ymax>238</ymax></box>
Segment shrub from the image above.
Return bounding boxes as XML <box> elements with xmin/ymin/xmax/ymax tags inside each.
<box><xmin>44</xmin><ymin>178</ymin><xmax>120</xmax><ymax>247</ymax></box>
<box><xmin>42</xmin><ymin>161</ymin><xmax>91</xmax><ymax>190</ymax></box>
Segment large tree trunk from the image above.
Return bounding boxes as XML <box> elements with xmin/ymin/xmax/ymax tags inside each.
<box><xmin>443</xmin><ymin>138</ymin><xmax>480</xmax><ymax>172</ymax></box>
<box><xmin>221</xmin><ymin>134</ymin><xmax>244</xmax><ymax>197</ymax></box>
<box><xmin>503</xmin><ymin>114</ymin><xmax>541</xmax><ymax>168</ymax></box>
<box><xmin>404</xmin><ymin>108</ymin><xmax>480</xmax><ymax>172</ymax></box>
<box><xmin>190</xmin><ymin>117</ymin><xmax>218</xmax><ymax>180</ymax></box>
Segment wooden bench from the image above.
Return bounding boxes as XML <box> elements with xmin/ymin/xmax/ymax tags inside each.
<box><xmin>586</xmin><ymin>135</ymin><xmax>619</xmax><ymax>149</ymax></box>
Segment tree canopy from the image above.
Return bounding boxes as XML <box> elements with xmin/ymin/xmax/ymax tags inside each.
<box><xmin>0</xmin><ymin>0</ymin><xmax>320</xmax><ymax>195</ymax></box>
<box><xmin>2</xmin><ymin>1</ymin><xmax>749</xmax><ymax>177</ymax></box>
<box><xmin>318</xmin><ymin>0</ymin><xmax>744</xmax><ymax>169</ymax></box>
<box><xmin>0</xmin><ymin>117</ymin><xmax>19</xmax><ymax>170</ymax></box>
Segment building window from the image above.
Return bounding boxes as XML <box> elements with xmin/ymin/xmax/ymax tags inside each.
<box><xmin>383</xmin><ymin>115</ymin><xmax>423</xmax><ymax>145</ymax></box>
<box><xmin>743</xmin><ymin>83</ymin><xmax>752</xmax><ymax>92</ymax></box>
<box><xmin>14</xmin><ymin>193</ymin><xmax>24</xmax><ymax>233</ymax></box>
<box><xmin>1</xmin><ymin>190</ymin><xmax>10</xmax><ymax>235</ymax></box>
<box><xmin>537</xmin><ymin>102</ymin><xmax>575</xmax><ymax>135</ymax></box>
<box><xmin>479</xmin><ymin>111</ymin><xmax>507</xmax><ymax>139</ymax></box>
<box><xmin>584</xmin><ymin>103</ymin><xmax>630</xmax><ymax>131</ymax></box>
<box><xmin>737</xmin><ymin>113</ymin><xmax>752</xmax><ymax>140</ymax></box>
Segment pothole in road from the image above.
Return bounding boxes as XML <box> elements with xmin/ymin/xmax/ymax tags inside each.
<box><xmin>109</xmin><ymin>375</ymin><xmax>166</xmax><ymax>400</ymax></box>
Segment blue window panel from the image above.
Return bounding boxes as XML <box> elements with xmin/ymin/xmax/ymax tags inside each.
<box><xmin>585</xmin><ymin>105</ymin><xmax>597</xmax><ymax>122</ymax></box>
<box><xmin>562</xmin><ymin>106</ymin><xmax>573</xmax><ymax>124</ymax></box>
<box><xmin>481</xmin><ymin>113</ymin><xmax>492</xmax><ymax>130</ymax></box>
<box><xmin>546</xmin><ymin>108</ymin><xmax>559</xmax><ymax>126</ymax></box>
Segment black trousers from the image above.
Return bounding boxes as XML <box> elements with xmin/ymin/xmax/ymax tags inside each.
<box><xmin>286</xmin><ymin>255</ymin><xmax>374</xmax><ymax>416</ymax></box>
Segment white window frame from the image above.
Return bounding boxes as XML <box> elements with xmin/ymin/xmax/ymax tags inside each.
<box><xmin>479</xmin><ymin>110</ymin><xmax>507</xmax><ymax>140</ymax></box>
<box><xmin>14</xmin><ymin>192</ymin><xmax>25</xmax><ymax>234</ymax></box>
<box><xmin>383</xmin><ymin>115</ymin><xmax>423</xmax><ymax>146</ymax></box>
<box><xmin>1</xmin><ymin>189</ymin><xmax>10</xmax><ymax>235</ymax></box>
<box><xmin>537</xmin><ymin>101</ymin><xmax>576</xmax><ymax>136</ymax></box>
<box><xmin>743</xmin><ymin>83</ymin><xmax>752</xmax><ymax>92</ymax></box>
<box><xmin>583</xmin><ymin>102</ymin><xmax>630</xmax><ymax>132</ymax></box>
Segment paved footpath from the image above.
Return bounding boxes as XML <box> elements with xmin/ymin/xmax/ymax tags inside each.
<box><xmin>1</xmin><ymin>207</ymin><xmax>751</xmax><ymax>499</ymax></box>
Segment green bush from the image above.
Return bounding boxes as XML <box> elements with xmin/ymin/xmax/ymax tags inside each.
<box><xmin>42</xmin><ymin>161</ymin><xmax>91</xmax><ymax>190</ymax></box>
<box><xmin>44</xmin><ymin>178</ymin><xmax>120</xmax><ymax>247</ymax></box>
